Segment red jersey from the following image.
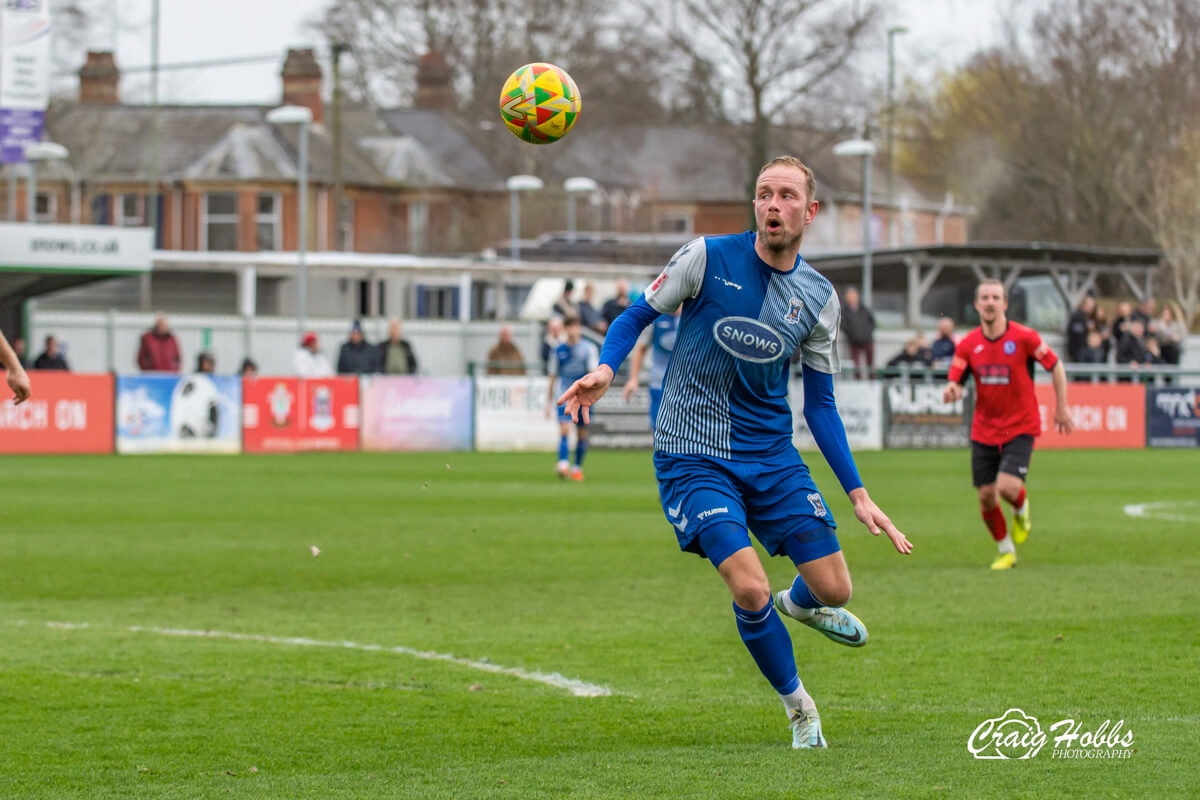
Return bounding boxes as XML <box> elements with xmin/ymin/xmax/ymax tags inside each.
<box><xmin>948</xmin><ymin>320</ymin><xmax>1058</xmax><ymax>445</ymax></box>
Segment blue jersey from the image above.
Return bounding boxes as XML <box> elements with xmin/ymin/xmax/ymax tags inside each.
<box><xmin>553</xmin><ymin>338</ymin><xmax>599</xmax><ymax>394</ymax></box>
<box><xmin>638</xmin><ymin>313</ymin><xmax>679</xmax><ymax>390</ymax></box>
<box><xmin>643</xmin><ymin>231</ymin><xmax>840</xmax><ymax>460</ymax></box>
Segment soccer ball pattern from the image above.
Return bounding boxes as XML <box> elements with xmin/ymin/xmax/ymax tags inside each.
<box><xmin>499</xmin><ymin>62</ymin><xmax>581</xmax><ymax>145</ymax></box>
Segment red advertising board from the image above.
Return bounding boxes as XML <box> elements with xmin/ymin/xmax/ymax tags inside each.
<box><xmin>1035</xmin><ymin>383</ymin><xmax>1145</xmax><ymax>449</ymax></box>
<box><xmin>242</xmin><ymin>377</ymin><xmax>360</xmax><ymax>453</ymax></box>
<box><xmin>0</xmin><ymin>372</ymin><xmax>114</xmax><ymax>454</ymax></box>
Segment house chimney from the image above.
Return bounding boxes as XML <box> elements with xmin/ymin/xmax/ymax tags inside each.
<box><xmin>281</xmin><ymin>48</ymin><xmax>324</xmax><ymax>123</ymax></box>
<box><xmin>415</xmin><ymin>52</ymin><xmax>455</xmax><ymax>112</ymax></box>
<box><xmin>78</xmin><ymin>51</ymin><xmax>120</xmax><ymax>104</ymax></box>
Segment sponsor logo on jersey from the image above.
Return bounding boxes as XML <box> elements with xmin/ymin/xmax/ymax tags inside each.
<box><xmin>712</xmin><ymin>316</ymin><xmax>786</xmax><ymax>363</ymax></box>
<box><xmin>1003</xmin><ymin>340</ymin><xmax>1017</xmax><ymax>355</ymax></box>
<box><xmin>979</xmin><ymin>364</ymin><xmax>1011</xmax><ymax>385</ymax></box>
<box><xmin>784</xmin><ymin>297</ymin><xmax>803</xmax><ymax>324</ymax></box>
<box><xmin>974</xmin><ymin>344</ymin><xmax>985</xmax><ymax>353</ymax></box>
<box><xmin>1034</xmin><ymin>342</ymin><xmax>1049</xmax><ymax>359</ymax></box>
<box><xmin>649</xmin><ymin>271</ymin><xmax>668</xmax><ymax>293</ymax></box>
<box><xmin>713</xmin><ymin>276</ymin><xmax>742</xmax><ymax>291</ymax></box>
<box><xmin>697</xmin><ymin>506</ymin><xmax>729</xmax><ymax>521</ymax></box>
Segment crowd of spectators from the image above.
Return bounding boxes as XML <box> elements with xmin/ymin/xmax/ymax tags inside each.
<box><xmin>1065</xmin><ymin>295</ymin><xmax>1185</xmax><ymax>371</ymax></box>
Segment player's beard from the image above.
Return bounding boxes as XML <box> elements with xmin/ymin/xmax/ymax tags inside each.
<box><xmin>764</xmin><ymin>226</ymin><xmax>804</xmax><ymax>253</ymax></box>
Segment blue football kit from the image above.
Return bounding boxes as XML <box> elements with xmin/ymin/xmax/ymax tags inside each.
<box><xmin>638</xmin><ymin>313</ymin><xmax>678</xmax><ymax>425</ymax></box>
<box><xmin>553</xmin><ymin>338</ymin><xmax>599</xmax><ymax>425</ymax></box>
<box><xmin>599</xmin><ymin>231</ymin><xmax>863</xmax><ymax>566</ymax></box>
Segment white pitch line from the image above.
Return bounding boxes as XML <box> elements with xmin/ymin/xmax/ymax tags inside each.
<box><xmin>1123</xmin><ymin>501</ymin><xmax>1200</xmax><ymax>523</ymax></box>
<box><xmin>40</xmin><ymin>622</ymin><xmax>612</xmax><ymax>697</ymax></box>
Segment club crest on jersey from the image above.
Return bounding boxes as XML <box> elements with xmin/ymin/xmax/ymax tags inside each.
<box><xmin>713</xmin><ymin>316</ymin><xmax>785</xmax><ymax>363</ymax></box>
<box><xmin>784</xmin><ymin>297</ymin><xmax>803</xmax><ymax>324</ymax></box>
<box><xmin>1003</xmin><ymin>340</ymin><xmax>1017</xmax><ymax>355</ymax></box>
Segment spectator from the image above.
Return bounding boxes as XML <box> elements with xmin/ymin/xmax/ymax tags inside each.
<box><xmin>32</xmin><ymin>335</ymin><xmax>69</xmax><ymax>371</ymax></box>
<box><xmin>1091</xmin><ymin>305</ymin><xmax>1112</xmax><ymax>362</ymax></box>
<box><xmin>1065</xmin><ymin>295</ymin><xmax>1096</xmax><ymax>362</ymax></box>
<box><xmin>137</xmin><ymin>313</ymin><xmax>181</xmax><ymax>372</ymax></box>
<box><xmin>886</xmin><ymin>334</ymin><xmax>933</xmax><ymax>369</ymax></box>
<box><xmin>1116</xmin><ymin>318</ymin><xmax>1150</xmax><ymax>380</ymax></box>
<box><xmin>541</xmin><ymin>317</ymin><xmax>565</xmax><ymax>375</ymax></box>
<box><xmin>930</xmin><ymin>317</ymin><xmax>957</xmax><ymax>368</ymax></box>
<box><xmin>337</xmin><ymin>320</ymin><xmax>379</xmax><ymax>375</ymax></box>
<box><xmin>11</xmin><ymin>336</ymin><xmax>27</xmax><ymax>369</ymax></box>
<box><xmin>293</xmin><ymin>332</ymin><xmax>334</xmax><ymax>377</ymax></box>
<box><xmin>839</xmin><ymin>287</ymin><xmax>876</xmax><ymax>378</ymax></box>
<box><xmin>194</xmin><ymin>352</ymin><xmax>215</xmax><ymax>374</ymax></box>
<box><xmin>1110</xmin><ymin>300</ymin><xmax>1133</xmax><ymax>356</ymax></box>
<box><xmin>239</xmin><ymin>358</ymin><xmax>258</xmax><ymax>379</ymax></box>
<box><xmin>1144</xmin><ymin>336</ymin><xmax>1164</xmax><ymax>365</ymax></box>
<box><xmin>1078</xmin><ymin>331</ymin><xmax>1108</xmax><ymax>371</ymax></box>
<box><xmin>378</xmin><ymin>318</ymin><xmax>419</xmax><ymax>375</ymax></box>
<box><xmin>1132</xmin><ymin>298</ymin><xmax>1156</xmax><ymax>330</ymax></box>
<box><xmin>601</xmin><ymin>279</ymin><xmax>631</xmax><ymax>327</ymax></box>
<box><xmin>486</xmin><ymin>325</ymin><xmax>526</xmax><ymax>375</ymax></box>
<box><xmin>578</xmin><ymin>283</ymin><xmax>607</xmax><ymax>333</ymax></box>
<box><xmin>1156</xmin><ymin>305</ymin><xmax>1186</xmax><ymax>366</ymax></box>
<box><xmin>552</xmin><ymin>279</ymin><xmax>580</xmax><ymax>320</ymax></box>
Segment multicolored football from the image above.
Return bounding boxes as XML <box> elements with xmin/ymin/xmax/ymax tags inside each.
<box><xmin>499</xmin><ymin>62</ymin><xmax>581</xmax><ymax>145</ymax></box>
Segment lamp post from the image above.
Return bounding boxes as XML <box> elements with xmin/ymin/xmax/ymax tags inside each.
<box><xmin>563</xmin><ymin>176</ymin><xmax>598</xmax><ymax>242</ymax></box>
<box><xmin>506</xmin><ymin>174</ymin><xmax>544</xmax><ymax>260</ymax></box>
<box><xmin>266</xmin><ymin>105</ymin><xmax>313</xmax><ymax>337</ymax></box>
<box><xmin>886</xmin><ymin>25</ymin><xmax>909</xmax><ymax>247</ymax></box>
<box><xmin>833</xmin><ymin>138</ymin><xmax>877</xmax><ymax>308</ymax></box>
<box><xmin>23</xmin><ymin>142</ymin><xmax>69</xmax><ymax>225</ymax></box>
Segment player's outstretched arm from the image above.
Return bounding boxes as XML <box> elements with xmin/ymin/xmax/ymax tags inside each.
<box><xmin>1050</xmin><ymin>361</ymin><xmax>1075</xmax><ymax>434</ymax></box>
<box><xmin>0</xmin><ymin>331</ymin><xmax>30</xmax><ymax>405</ymax></box>
<box><xmin>848</xmin><ymin>487</ymin><xmax>913</xmax><ymax>555</ymax></box>
<box><xmin>558</xmin><ymin>365</ymin><xmax>613</xmax><ymax>424</ymax></box>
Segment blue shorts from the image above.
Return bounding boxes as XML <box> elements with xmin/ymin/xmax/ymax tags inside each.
<box><xmin>556</xmin><ymin>404</ymin><xmax>589</xmax><ymax>426</ymax></box>
<box><xmin>649</xmin><ymin>388</ymin><xmax>663</xmax><ymax>427</ymax></box>
<box><xmin>654</xmin><ymin>449</ymin><xmax>840</xmax><ymax>567</ymax></box>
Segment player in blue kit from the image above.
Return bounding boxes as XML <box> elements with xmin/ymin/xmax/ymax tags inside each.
<box><xmin>559</xmin><ymin>156</ymin><xmax>913</xmax><ymax>748</ymax></box>
<box><xmin>622</xmin><ymin>306</ymin><xmax>680</xmax><ymax>425</ymax></box>
<box><xmin>547</xmin><ymin>316</ymin><xmax>599</xmax><ymax>480</ymax></box>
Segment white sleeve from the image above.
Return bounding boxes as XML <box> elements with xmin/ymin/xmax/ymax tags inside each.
<box><xmin>587</xmin><ymin>342</ymin><xmax>599</xmax><ymax>372</ymax></box>
<box><xmin>644</xmin><ymin>237</ymin><xmax>707</xmax><ymax>314</ymax></box>
<box><xmin>801</xmin><ymin>291</ymin><xmax>841</xmax><ymax>374</ymax></box>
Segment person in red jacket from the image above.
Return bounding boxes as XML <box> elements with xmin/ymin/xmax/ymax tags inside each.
<box><xmin>137</xmin><ymin>313</ymin><xmax>181</xmax><ymax>372</ymax></box>
<box><xmin>942</xmin><ymin>280</ymin><xmax>1074</xmax><ymax>570</ymax></box>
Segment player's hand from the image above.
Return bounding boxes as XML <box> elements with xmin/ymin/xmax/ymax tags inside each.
<box><xmin>942</xmin><ymin>382</ymin><xmax>963</xmax><ymax>404</ymax></box>
<box><xmin>1054</xmin><ymin>405</ymin><xmax>1074</xmax><ymax>435</ymax></box>
<box><xmin>622</xmin><ymin>380</ymin><xmax>637</xmax><ymax>403</ymax></box>
<box><xmin>6</xmin><ymin>368</ymin><xmax>31</xmax><ymax>405</ymax></box>
<box><xmin>557</xmin><ymin>366</ymin><xmax>614</xmax><ymax>424</ymax></box>
<box><xmin>849</xmin><ymin>488</ymin><xmax>913</xmax><ymax>555</ymax></box>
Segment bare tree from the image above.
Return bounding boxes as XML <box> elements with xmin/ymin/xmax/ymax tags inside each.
<box><xmin>635</xmin><ymin>0</ymin><xmax>877</xmax><ymax>207</ymax></box>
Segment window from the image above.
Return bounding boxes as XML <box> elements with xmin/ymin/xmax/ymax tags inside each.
<box><xmin>255</xmin><ymin>192</ymin><xmax>281</xmax><ymax>251</ymax></box>
<box><xmin>35</xmin><ymin>192</ymin><xmax>57</xmax><ymax>223</ymax></box>
<box><xmin>655</xmin><ymin>210</ymin><xmax>692</xmax><ymax>234</ymax></box>
<box><xmin>117</xmin><ymin>193</ymin><xmax>144</xmax><ymax>226</ymax></box>
<box><xmin>408</xmin><ymin>202</ymin><xmax>427</xmax><ymax>254</ymax></box>
<box><xmin>203</xmin><ymin>192</ymin><xmax>238</xmax><ymax>251</ymax></box>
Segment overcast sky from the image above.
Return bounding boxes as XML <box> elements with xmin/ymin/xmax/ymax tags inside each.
<box><xmin>68</xmin><ymin>0</ymin><xmax>1013</xmax><ymax>105</ymax></box>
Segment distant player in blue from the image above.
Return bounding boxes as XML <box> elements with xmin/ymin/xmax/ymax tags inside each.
<box><xmin>546</xmin><ymin>316</ymin><xmax>599</xmax><ymax>481</ymax></box>
<box><xmin>559</xmin><ymin>156</ymin><xmax>913</xmax><ymax>749</ymax></box>
<box><xmin>622</xmin><ymin>306</ymin><xmax>680</xmax><ymax>426</ymax></box>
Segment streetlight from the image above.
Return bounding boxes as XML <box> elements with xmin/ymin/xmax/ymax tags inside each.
<box><xmin>506</xmin><ymin>174</ymin><xmax>544</xmax><ymax>260</ymax></box>
<box><xmin>833</xmin><ymin>138</ymin><xmax>877</xmax><ymax>308</ymax></box>
<box><xmin>266</xmin><ymin>104</ymin><xmax>313</xmax><ymax>337</ymax></box>
<box><xmin>563</xmin><ymin>176</ymin><xmax>598</xmax><ymax>241</ymax></box>
<box><xmin>24</xmin><ymin>141</ymin><xmax>69</xmax><ymax>225</ymax></box>
<box><xmin>887</xmin><ymin>25</ymin><xmax>909</xmax><ymax>248</ymax></box>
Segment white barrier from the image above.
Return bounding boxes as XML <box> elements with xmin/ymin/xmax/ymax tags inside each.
<box><xmin>792</xmin><ymin>378</ymin><xmax>884</xmax><ymax>451</ymax></box>
<box><xmin>475</xmin><ymin>375</ymin><xmax>559</xmax><ymax>452</ymax></box>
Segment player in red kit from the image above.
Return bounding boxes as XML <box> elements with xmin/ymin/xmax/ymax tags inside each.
<box><xmin>942</xmin><ymin>280</ymin><xmax>1074</xmax><ymax>569</ymax></box>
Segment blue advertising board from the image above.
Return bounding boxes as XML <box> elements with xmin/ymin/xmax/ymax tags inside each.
<box><xmin>116</xmin><ymin>374</ymin><xmax>242</xmax><ymax>453</ymax></box>
<box><xmin>1146</xmin><ymin>387</ymin><xmax>1200</xmax><ymax>448</ymax></box>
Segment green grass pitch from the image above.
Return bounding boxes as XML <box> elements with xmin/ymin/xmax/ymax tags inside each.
<box><xmin>1</xmin><ymin>449</ymin><xmax>1196</xmax><ymax>798</ymax></box>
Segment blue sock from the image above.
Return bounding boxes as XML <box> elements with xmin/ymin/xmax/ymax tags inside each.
<box><xmin>789</xmin><ymin>574</ymin><xmax>822</xmax><ymax>609</ymax></box>
<box><xmin>574</xmin><ymin>438</ymin><xmax>588</xmax><ymax>467</ymax></box>
<box><xmin>557</xmin><ymin>435</ymin><xmax>569</xmax><ymax>462</ymax></box>
<box><xmin>733</xmin><ymin>600</ymin><xmax>800</xmax><ymax>695</ymax></box>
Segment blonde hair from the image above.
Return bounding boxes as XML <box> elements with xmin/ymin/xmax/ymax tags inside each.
<box><xmin>976</xmin><ymin>279</ymin><xmax>1006</xmax><ymax>300</ymax></box>
<box><xmin>757</xmin><ymin>156</ymin><xmax>816</xmax><ymax>203</ymax></box>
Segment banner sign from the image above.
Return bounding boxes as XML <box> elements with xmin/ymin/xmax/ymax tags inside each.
<box><xmin>0</xmin><ymin>223</ymin><xmax>153</xmax><ymax>272</ymax></box>
<box><xmin>474</xmin><ymin>375</ymin><xmax>559</xmax><ymax>451</ymax></box>
<box><xmin>588</xmin><ymin>386</ymin><xmax>653</xmax><ymax>449</ymax></box>
<box><xmin>793</xmin><ymin>379</ymin><xmax>883</xmax><ymax>451</ymax></box>
<box><xmin>116</xmin><ymin>374</ymin><xmax>242</xmax><ymax>453</ymax></box>
<box><xmin>1145</xmin><ymin>387</ymin><xmax>1200</xmax><ymax>448</ymax></box>
<box><xmin>0</xmin><ymin>0</ymin><xmax>51</xmax><ymax>163</ymax></box>
<box><xmin>1034</xmin><ymin>383</ymin><xmax>1145</xmax><ymax>449</ymax></box>
<box><xmin>361</xmin><ymin>377</ymin><xmax>472</xmax><ymax>451</ymax></box>
<box><xmin>0</xmin><ymin>371</ymin><xmax>112</xmax><ymax>453</ymax></box>
<box><xmin>883</xmin><ymin>381</ymin><xmax>971</xmax><ymax>448</ymax></box>
<box><xmin>242</xmin><ymin>377</ymin><xmax>359</xmax><ymax>453</ymax></box>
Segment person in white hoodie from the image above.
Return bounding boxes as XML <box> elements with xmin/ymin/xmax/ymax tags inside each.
<box><xmin>293</xmin><ymin>332</ymin><xmax>334</xmax><ymax>377</ymax></box>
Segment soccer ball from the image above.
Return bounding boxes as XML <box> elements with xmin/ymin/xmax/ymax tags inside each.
<box><xmin>170</xmin><ymin>375</ymin><xmax>221</xmax><ymax>439</ymax></box>
<box><xmin>499</xmin><ymin>62</ymin><xmax>581</xmax><ymax>145</ymax></box>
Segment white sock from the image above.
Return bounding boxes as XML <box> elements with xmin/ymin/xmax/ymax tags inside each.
<box><xmin>780</xmin><ymin>682</ymin><xmax>817</xmax><ymax>716</ymax></box>
<box><xmin>779</xmin><ymin>590</ymin><xmax>816</xmax><ymax>621</ymax></box>
<box><xmin>1016</xmin><ymin>500</ymin><xmax>1028</xmax><ymax>517</ymax></box>
<box><xmin>997</xmin><ymin>535</ymin><xmax>1015</xmax><ymax>555</ymax></box>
